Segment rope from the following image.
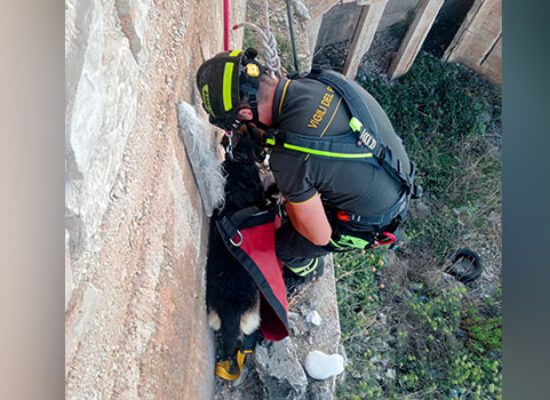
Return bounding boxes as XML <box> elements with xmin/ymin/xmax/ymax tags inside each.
<box><xmin>233</xmin><ymin>0</ymin><xmax>281</xmax><ymax>75</ymax></box>
<box><xmin>223</xmin><ymin>0</ymin><xmax>229</xmax><ymax>50</ymax></box>
<box><xmin>285</xmin><ymin>0</ymin><xmax>299</xmax><ymax>71</ymax></box>
<box><xmin>234</xmin><ymin>22</ymin><xmax>281</xmax><ymax>75</ymax></box>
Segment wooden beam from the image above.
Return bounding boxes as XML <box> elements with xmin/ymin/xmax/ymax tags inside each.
<box><xmin>342</xmin><ymin>0</ymin><xmax>388</xmax><ymax>79</ymax></box>
<box><xmin>388</xmin><ymin>0</ymin><xmax>444</xmax><ymax>80</ymax></box>
<box><xmin>444</xmin><ymin>0</ymin><xmax>502</xmax><ymax>84</ymax></box>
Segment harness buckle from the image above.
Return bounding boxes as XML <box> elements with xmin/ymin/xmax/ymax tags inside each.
<box><xmin>337</xmin><ymin>211</ymin><xmax>350</xmax><ymax>222</ymax></box>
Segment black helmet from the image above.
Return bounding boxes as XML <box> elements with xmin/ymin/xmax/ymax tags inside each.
<box><xmin>196</xmin><ymin>48</ymin><xmax>266</xmax><ymax>130</ymax></box>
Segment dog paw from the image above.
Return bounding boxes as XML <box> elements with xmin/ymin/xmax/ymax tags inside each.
<box><xmin>208</xmin><ymin>310</ymin><xmax>222</xmax><ymax>331</ymax></box>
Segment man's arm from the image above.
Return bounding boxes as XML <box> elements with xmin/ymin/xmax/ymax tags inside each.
<box><xmin>285</xmin><ymin>193</ymin><xmax>332</xmax><ymax>246</ymax></box>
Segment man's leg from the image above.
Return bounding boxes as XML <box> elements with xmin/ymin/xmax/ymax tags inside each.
<box><xmin>275</xmin><ymin>220</ymin><xmax>332</xmax><ymax>277</ymax></box>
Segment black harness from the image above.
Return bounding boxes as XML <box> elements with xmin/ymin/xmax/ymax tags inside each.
<box><xmin>266</xmin><ymin>68</ymin><xmax>423</xmax><ymax>249</ymax></box>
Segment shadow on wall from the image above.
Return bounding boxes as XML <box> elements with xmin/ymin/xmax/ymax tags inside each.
<box><xmin>423</xmin><ymin>0</ymin><xmax>476</xmax><ymax>57</ymax></box>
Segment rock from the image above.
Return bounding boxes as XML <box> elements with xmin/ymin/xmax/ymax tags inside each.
<box><xmin>288</xmin><ymin>311</ymin><xmax>300</xmax><ymax>320</ymax></box>
<box><xmin>177</xmin><ymin>101</ymin><xmax>226</xmax><ymax>216</ymax></box>
<box><xmin>304</xmin><ymin>351</ymin><xmax>344</xmax><ymax>380</ymax></box>
<box><xmin>72</xmin><ymin>282</ymin><xmax>101</xmax><ymax>341</ymax></box>
<box><xmin>292</xmin><ymin>0</ymin><xmax>311</xmax><ymax>21</ymax></box>
<box><xmin>306</xmin><ymin>310</ymin><xmax>322</xmax><ymax>326</ymax></box>
<box><xmin>65</xmin><ymin>230</ymin><xmax>73</xmax><ymax>310</ymax></box>
<box><xmin>255</xmin><ymin>338</ymin><xmax>308</xmax><ymax>399</ymax></box>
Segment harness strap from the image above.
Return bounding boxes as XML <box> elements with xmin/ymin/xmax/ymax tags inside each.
<box><xmin>218</xmin><ymin>208</ymin><xmax>275</xmax><ymax>246</ymax></box>
<box><xmin>215</xmin><ymin>349</ymin><xmax>253</xmax><ymax>381</ymax></box>
<box><xmin>307</xmin><ymin>69</ymin><xmax>379</xmax><ymax>142</ymax></box>
<box><xmin>272</xmin><ymin>68</ymin><xmax>420</xmax><ymax>196</ymax></box>
<box><xmin>214</xmin><ymin>330</ymin><xmax>260</xmax><ymax>381</ymax></box>
<box><xmin>338</xmin><ymin>190</ymin><xmax>409</xmax><ymax>229</ymax></box>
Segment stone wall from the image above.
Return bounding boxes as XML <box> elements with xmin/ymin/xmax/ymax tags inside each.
<box><xmin>65</xmin><ymin>0</ymin><xmax>246</xmax><ymax>398</ymax></box>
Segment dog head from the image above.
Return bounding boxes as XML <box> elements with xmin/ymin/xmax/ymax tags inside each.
<box><xmin>219</xmin><ymin>124</ymin><xmax>266</xmax><ymax>216</ymax></box>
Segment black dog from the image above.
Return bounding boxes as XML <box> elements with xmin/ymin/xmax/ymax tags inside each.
<box><xmin>206</xmin><ymin>125</ymin><xmax>268</xmax><ymax>360</ymax></box>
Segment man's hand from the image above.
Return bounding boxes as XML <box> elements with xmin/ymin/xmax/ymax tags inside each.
<box><xmin>285</xmin><ymin>193</ymin><xmax>332</xmax><ymax>246</ymax></box>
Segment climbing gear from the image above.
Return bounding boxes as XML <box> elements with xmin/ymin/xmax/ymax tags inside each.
<box><xmin>266</xmin><ymin>68</ymin><xmax>422</xmax><ymax>199</ymax></box>
<box><xmin>335</xmin><ymin>189</ymin><xmax>409</xmax><ymax>230</ymax></box>
<box><xmin>372</xmin><ymin>231</ymin><xmax>397</xmax><ymax>249</ymax></box>
<box><xmin>265</xmin><ymin>68</ymin><xmax>423</xmax><ymax>250</ymax></box>
<box><xmin>216</xmin><ymin>206</ymin><xmax>289</xmax><ymax>341</ymax></box>
<box><xmin>233</xmin><ymin>0</ymin><xmax>281</xmax><ymax>75</ymax></box>
<box><xmin>325</xmin><ymin>228</ymin><xmax>375</xmax><ymax>252</ymax></box>
<box><xmin>215</xmin><ymin>331</ymin><xmax>260</xmax><ymax>381</ymax></box>
<box><xmin>197</xmin><ymin>48</ymin><xmax>269</xmax><ymax>131</ymax></box>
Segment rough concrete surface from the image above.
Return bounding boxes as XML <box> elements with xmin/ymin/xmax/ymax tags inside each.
<box><xmin>65</xmin><ymin>0</ymin><xmax>246</xmax><ymax>398</ymax></box>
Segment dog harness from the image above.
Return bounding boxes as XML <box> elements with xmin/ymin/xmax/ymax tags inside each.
<box><xmin>214</xmin><ymin>206</ymin><xmax>289</xmax><ymax>380</ymax></box>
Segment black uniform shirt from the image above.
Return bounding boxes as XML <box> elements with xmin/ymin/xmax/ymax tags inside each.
<box><xmin>269</xmin><ymin>76</ymin><xmax>405</xmax><ymax>217</ymax></box>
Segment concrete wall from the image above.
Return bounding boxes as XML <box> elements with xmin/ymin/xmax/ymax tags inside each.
<box><xmin>65</xmin><ymin>0</ymin><xmax>246</xmax><ymax>398</ymax></box>
<box><xmin>314</xmin><ymin>2</ymin><xmax>362</xmax><ymax>49</ymax></box>
<box><xmin>444</xmin><ymin>0</ymin><xmax>501</xmax><ymax>84</ymax></box>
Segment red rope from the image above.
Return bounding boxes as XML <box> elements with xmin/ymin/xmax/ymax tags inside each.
<box><xmin>223</xmin><ymin>0</ymin><xmax>230</xmax><ymax>50</ymax></box>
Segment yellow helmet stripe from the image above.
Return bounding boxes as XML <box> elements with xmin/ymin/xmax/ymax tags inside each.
<box><xmin>229</xmin><ymin>49</ymin><xmax>242</xmax><ymax>57</ymax></box>
<box><xmin>223</xmin><ymin>62</ymin><xmax>235</xmax><ymax>112</ymax></box>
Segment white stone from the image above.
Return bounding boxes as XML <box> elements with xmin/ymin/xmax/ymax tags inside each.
<box><xmin>177</xmin><ymin>101</ymin><xmax>225</xmax><ymax>216</ymax></box>
<box><xmin>66</xmin><ymin>0</ymin><xmax>105</xmax><ymax>178</ymax></box>
<box><xmin>72</xmin><ymin>282</ymin><xmax>101</xmax><ymax>341</ymax></box>
<box><xmin>292</xmin><ymin>0</ymin><xmax>311</xmax><ymax>21</ymax></box>
<box><xmin>304</xmin><ymin>350</ymin><xmax>344</xmax><ymax>380</ymax></box>
<box><xmin>65</xmin><ymin>230</ymin><xmax>73</xmax><ymax>310</ymax></box>
<box><xmin>306</xmin><ymin>310</ymin><xmax>322</xmax><ymax>326</ymax></box>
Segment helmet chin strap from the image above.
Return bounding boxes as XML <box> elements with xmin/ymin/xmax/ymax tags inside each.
<box><xmin>241</xmin><ymin>93</ymin><xmax>271</xmax><ymax>131</ymax></box>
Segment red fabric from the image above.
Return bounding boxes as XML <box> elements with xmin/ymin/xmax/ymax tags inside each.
<box><xmin>238</xmin><ymin>219</ymin><xmax>288</xmax><ymax>341</ymax></box>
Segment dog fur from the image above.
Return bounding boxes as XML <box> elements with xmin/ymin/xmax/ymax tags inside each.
<box><xmin>206</xmin><ymin>125</ymin><xmax>267</xmax><ymax>359</ymax></box>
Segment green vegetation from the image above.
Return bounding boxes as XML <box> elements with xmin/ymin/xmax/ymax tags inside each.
<box><xmin>360</xmin><ymin>52</ymin><xmax>501</xmax><ymax>260</ymax></box>
<box><xmin>335</xmin><ymin>52</ymin><xmax>502</xmax><ymax>399</ymax></box>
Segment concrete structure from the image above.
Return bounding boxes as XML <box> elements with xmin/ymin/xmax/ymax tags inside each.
<box><xmin>444</xmin><ymin>0</ymin><xmax>502</xmax><ymax>84</ymax></box>
<box><xmin>388</xmin><ymin>0</ymin><xmax>445</xmax><ymax>79</ymax></box>
<box><xmin>343</xmin><ymin>0</ymin><xmax>389</xmax><ymax>78</ymax></box>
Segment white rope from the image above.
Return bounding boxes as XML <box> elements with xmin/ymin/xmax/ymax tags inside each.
<box><xmin>233</xmin><ymin>0</ymin><xmax>281</xmax><ymax>75</ymax></box>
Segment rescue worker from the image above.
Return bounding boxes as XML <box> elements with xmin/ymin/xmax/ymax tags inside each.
<box><xmin>196</xmin><ymin>48</ymin><xmax>420</xmax><ymax>280</ymax></box>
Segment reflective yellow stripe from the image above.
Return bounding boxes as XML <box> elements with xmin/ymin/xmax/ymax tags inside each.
<box><xmin>289</xmin><ymin>192</ymin><xmax>318</xmax><ymax>205</ymax></box>
<box><xmin>215</xmin><ymin>350</ymin><xmax>249</xmax><ymax>381</ymax></box>
<box><xmin>223</xmin><ymin>62</ymin><xmax>235</xmax><ymax>111</ymax></box>
<box><xmin>265</xmin><ymin>138</ymin><xmax>276</xmax><ymax>146</ymax></box>
<box><xmin>282</xmin><ymin>143</ymin><xmax>373</xmax><ymax>159</ymax></box>
<box><xmin>320</xmin><ymin>97</ymin><xmax>342</xmax><ymax>138</ymax></box>
<box><xmin>279</xmin><ymin>79</ymin><xmax>291</xmax><ymax>115</ymax></box>
<box><xmin>287</xmin><ymin>258</ymin><xmax>318</xmax><ymax>276</ymax></box>
<box><xmin>229</xmin><ymin>49</ymin><xmax>242</xmax><ymax>57</ymax></box>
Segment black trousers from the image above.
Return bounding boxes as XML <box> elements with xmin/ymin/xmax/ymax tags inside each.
<box><xmin>274</xmin><ymin>220</ymin><xmax>333</xmax><ymax>268</ymax></box>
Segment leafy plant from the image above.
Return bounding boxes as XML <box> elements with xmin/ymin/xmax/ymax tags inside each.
<box><xmin>333</xmin><ymin>52</ymin><xmax>502</xmax><ymax>399</ymax></box>
<box><xmin>358</xmin><ymin>52</ymin><xmax>501</xmax><ymax>260</ymax></box>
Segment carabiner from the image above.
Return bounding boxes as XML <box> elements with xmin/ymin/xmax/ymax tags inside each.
<box><xmin>229</xmin><ymin>230</ymin><xmax>243</xmax><ymax>247</ymax></box>
<box><xmin>373</xmin><ymin>232</ymin><xmax>396</xmax><ymax>248</ymax></box>
<box><xmin>225</xmin><ymin>131</ymin><xmax>233</xmax><ymax>158</ymax></box>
